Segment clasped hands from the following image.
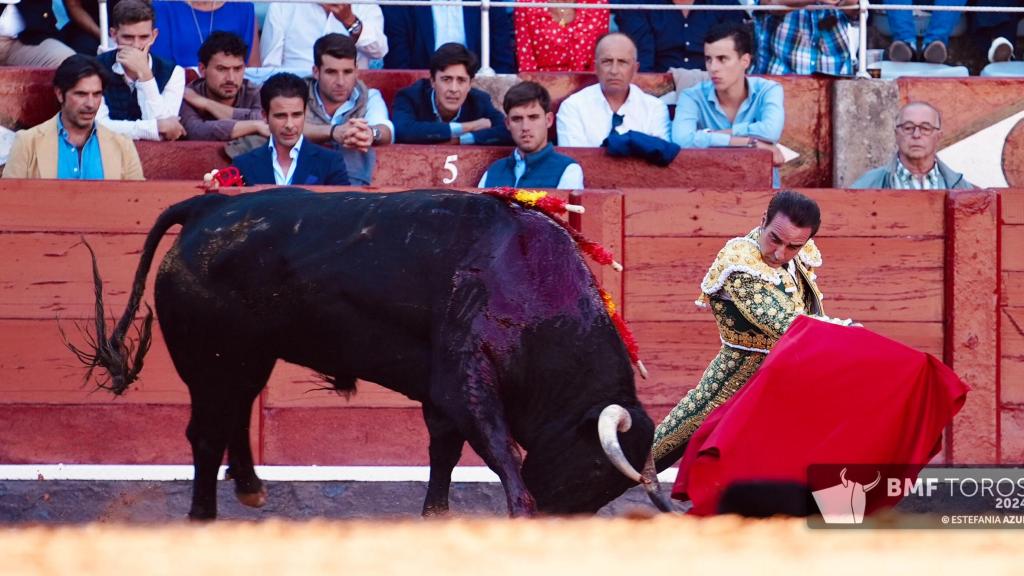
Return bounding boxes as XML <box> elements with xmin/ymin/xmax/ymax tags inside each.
<box><xmin>333</xmin><ymin>118</ymin><xmax>375</xmax><ymax>151</ymax></box>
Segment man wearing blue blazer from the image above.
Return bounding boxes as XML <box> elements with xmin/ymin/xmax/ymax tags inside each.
<box><xmin>392</xmin><ymin>43</ymin><xmax>512</xmax><ymax>146</ymax></box>
<box><xmin>232</xmin><ymin>73</ymin><xmax>350</xmax><ymax>186</ymax></box>
<box><xmin>381</xmin><ymin>5</ymin><xmax>515</xmax><ymax>73</ymax></box>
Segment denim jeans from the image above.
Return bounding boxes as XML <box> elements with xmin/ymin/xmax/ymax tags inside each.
<box><xmin>885</xmin><ymin>0</ymin><xmax>967</xmax><ymax>46</ymax></box>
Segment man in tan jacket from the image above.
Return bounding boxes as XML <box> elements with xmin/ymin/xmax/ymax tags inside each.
<box><xmin>3</xmin><ymin>54</ymin><xmax>143</xmax><ymax>180</ymax></box>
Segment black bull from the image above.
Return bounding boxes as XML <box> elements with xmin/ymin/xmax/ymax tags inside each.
<box><xmin>73</xmin><ymin>188</ymin><xmax>665</xmax><ymax>519</ymax></box>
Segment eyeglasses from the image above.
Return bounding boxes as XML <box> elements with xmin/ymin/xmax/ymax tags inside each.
<box><xmin>896</xmin><ymin>122</ymin><xmax>940</xmax><ymax>136</ymax></box>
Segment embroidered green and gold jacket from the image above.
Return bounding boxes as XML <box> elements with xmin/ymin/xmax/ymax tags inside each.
<box><xmin>652</xmin><ymin>228</ymin><xmax>832</xmax><ymax>463</ymax></box>
<box><xmin>697</xmin><ymin>227</ymin><xmax>823</xmax><ymax>353</ymax></box>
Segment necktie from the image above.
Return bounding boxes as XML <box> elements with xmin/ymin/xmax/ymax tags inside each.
<box><xmin>609</xmin><ymin>112</ymin><xmax>624</xmax><ymax>137</ymax></box>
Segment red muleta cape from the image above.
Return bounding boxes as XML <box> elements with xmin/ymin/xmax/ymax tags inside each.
<box><xmin>673</xmin><ymin>315</ymin><xmax>970</xmax><ymax>516</ymax></box>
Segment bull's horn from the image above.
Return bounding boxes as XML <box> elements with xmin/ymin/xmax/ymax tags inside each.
<box><xmin>640</xmin><ymin>451</ymin><xmax>675</xmax><ymax>513</ymax></box>
<box><xmin>598</xmin><ymin>405</ymin><xmax>643</xmax><ymax>484</ymax></box>
<box><xmin>839</xmin><ymin>467</ymin><xmax>848</xmax><ymax>487</ymax></box>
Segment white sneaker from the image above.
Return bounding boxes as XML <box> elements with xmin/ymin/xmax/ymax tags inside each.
<box><xmin>989</xmin><ymin>37</ymin><xmax>1015</xmax><ymax>63</ymax></box>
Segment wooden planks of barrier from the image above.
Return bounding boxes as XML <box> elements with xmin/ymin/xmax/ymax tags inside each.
<box><xmin>0</xmin><ymin>181</ymin><xmax>1005</xmax><ymax>465</ymax></box>
<box><xmin>1000</xmin><ymin>190</ymin><xmax>1024</xmax><ymax>462</ymax></box>
<box><xmin>947</xmin><ymin>189</ymin><xmax>1000</xmax><ymax>464</ymax></box>
<box><xmin>0</xmin><ymin>181</ymin><xmax>567</xmax><ymax>465</ymax></box>
<box><xmin>621</xmin><ymin>188</ymin><xmax>948</xmax><ymax>424</ymax></box>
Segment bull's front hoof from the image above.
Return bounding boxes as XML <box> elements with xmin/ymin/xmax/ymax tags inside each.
<box><xmin>236</xmin><ymin>486</ymin><xmax>268</xmax><ymax>508</ymax></box>
<box><xmin>422</xmin><ymin>505</ymin><xmax>450</xmax><ymax>518</ymax></box>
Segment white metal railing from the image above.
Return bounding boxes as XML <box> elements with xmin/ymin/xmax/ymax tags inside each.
<box><xmin>99</xmin><ymin>0</ymin><xmax>1024</xmax><ymax>77</ymax></box>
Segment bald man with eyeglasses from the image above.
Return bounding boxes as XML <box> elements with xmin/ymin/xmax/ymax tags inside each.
<box><xmin>852</xmin><ymin>101</ymin><xmax>973</xmax><ymax>190</ymax></box>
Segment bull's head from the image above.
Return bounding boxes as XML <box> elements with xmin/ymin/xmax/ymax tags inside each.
<box><xmin>520</xmin><ymin>403</ymin><xmax>658</xmax><ymax>514</ymax></box>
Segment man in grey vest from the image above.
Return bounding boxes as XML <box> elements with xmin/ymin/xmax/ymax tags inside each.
<box><xmin>479</xmin><ymin>81</ymin><xmax>583</xmax><ymax>189</ymax></box>
<box><xmin>303</xmin><ymin>33</ymin><xmax>393</xmax><ymax>185</ymax></box>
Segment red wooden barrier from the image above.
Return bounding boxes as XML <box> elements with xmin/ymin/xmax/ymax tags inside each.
<box><xmin>618</xmin><ymin>188</ymin><xmax>947</xmax><ymax>423</ymax></box>
<box><xmin>1002</xmin><ymin>190</ymin><xmax>1024</xmax><ymax>462</ymax></box>
<box><xmin>947</xmin><ymin>189</ymin><xmax>1000</xmax><ymax>463</ymax></box>
<box><xmin>0</xmin><ymin>181</ymin><xmax>1003</xmax><ymax>465</ymax></box>
<box><xmin>130</xmin><ymin>141</ymin><xmax>775</xmax><ymax>189</ymax></box>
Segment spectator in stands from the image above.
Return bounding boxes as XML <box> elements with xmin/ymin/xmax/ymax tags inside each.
<box><xmin>232</xmin><ymin>73</ymin><xmax>350</xmax><ymax>186</ymax></box>
<box><xmin>613</xmin><ymin>0</ymin><xmax>744</xmax><ymax>72</ymax></box>
<box><xmin>884</xmin><ymin>0</ymin><xmax>966</xmax><ymax>63</ymax></box>
<box><xmin>97</xmin><ymin>0</ymin><xmax>187</xmax><ymax>141</ymax></box>
<box><xmin>514</xmin><ymin>0</ymin><xmax>609</xmax><ymax>72</ymax></box>
<box><xmin>261</xmin><ymin>2</ymin><xmax>387</xmax><ymax>71</ymax></box>
<box><xmin>556</xmin><ymin>32</ymin><xmax>670</xmax><ymax>147</ymax></box>
<box><xmin>301</xmin><ymin>33</ymin><xmax>393</xmax><ymax>185</ymax></box>
<box><xmin>180</xmin><ymin>32</ymin><xmax>267</xmax><ymax>146</ymax></box>
<box><xmin>382</xmin><ymin>4</ymin><xmax>515</xmax><ymax>73</ymax></box>
<box><xmin>752</xmin><ymin>0</ymin><xmax>854</xmax><ymax>75</ymax></box>
<box><xmin>0</xmin><ymin>0</ymin><xmax>74</xmax><ymax>67</ymax></box>
<box><xmin>972</xmin><ymin>0</ymin><xmax>1021</xmax><ymax>63</ymax></box>
<box><xmin>852</xmin><ymin>101</ymin><xmax>972</xmax><ymax>189</ymax></box>
<box><xmin>4</xmin><ymin>55</ymin><xmax>143</xmax><ymax>180</ymax></box>
<box><xmin>392</xmin><ymin>43</ymin><xmax>512</xmax><ymax>145</ymax></box>
<box><xmin>150</xmin><ymin>1</ymin><xmax>260</xmax><ymax>67</ymax></box>
<box><xmin>479</xmin><ymin>81</ymin><xmax>583</xmax><ymax>188</ymax></box>
<box><xmin>671</xmin><ymin>22</ymin><xmax>785</xmax><ymax>179</ymax></box>
<box><xmin>61</xmin><ymin>0</ymin><xmax>122</xmax><ymax>56</ymax></box>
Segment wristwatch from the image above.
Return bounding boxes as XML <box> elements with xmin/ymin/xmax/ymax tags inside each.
<box><xmin>346</xmin><ymin>17</ymin><xmax>363</xmax><ymax>37</ymax></box>
<box><xmin>371</xmin><ymin>125</ymin><xmax>382</xmax><ymax>143</ymax></box>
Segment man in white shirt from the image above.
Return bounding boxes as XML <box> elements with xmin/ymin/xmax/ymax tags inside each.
<box><xmin>96</xmin><ymin>0</ymin><xmax>186</xmax><ymax>141</ymax></box>
<box><xmin>260</xmin><ymin>2</ymin><xmax>387</xmax><ymax>70</ymax></box>
<box><xmin>556</xmin><ymin>32</ymin><xmax>670</xmax><ymax>148</ymax></box>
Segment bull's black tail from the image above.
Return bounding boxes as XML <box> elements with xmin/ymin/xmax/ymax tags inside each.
<box><xmin>64</xmin><ymin>194</ymin><xmax>223</xmax><ymax>395</ymax></box>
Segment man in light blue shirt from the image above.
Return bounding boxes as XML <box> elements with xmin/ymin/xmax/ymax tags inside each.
<box><xmin>671</xmin><ymin>22</ymin><xmax>786</xmax><ymax>183</ymax></box>
<box><xmin>432</xmin><ymin>5</ymin><xmax>466</xmax><ymax>48</ymax></box>
<box><xmin>4</xmin><ymin>54</ymin><xmax>143</xmax><ymax>180</ymax></box>
<box><xmin>381</xmin><ymin>5</ymin><xmax>515</xmax><ymax>72</ymax></box>
<box><xmin>56</xmin><ymin>112</ymin><xmax>104</xmax><ymax>180</ymax></box>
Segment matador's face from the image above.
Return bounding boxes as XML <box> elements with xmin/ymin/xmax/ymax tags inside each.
<box><xmin>759</xmin><ymin>213</ymin><xmax>812</xmax><ymax>269</ymax></box>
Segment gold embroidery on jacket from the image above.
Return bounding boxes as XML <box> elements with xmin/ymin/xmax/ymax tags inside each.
<box><xmin>653</xmin><ymin>228</ymin><xmax>826</xmax><ymax>463</ymax></box>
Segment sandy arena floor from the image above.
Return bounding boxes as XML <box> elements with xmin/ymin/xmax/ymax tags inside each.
<box><xmin>3</xmin><ymin>515</ymin><xmax>1024</xmax><ymax>575</ymax></box>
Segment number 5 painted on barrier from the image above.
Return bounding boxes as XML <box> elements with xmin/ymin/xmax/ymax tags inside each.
<box><xmin>442</xmin><ymin>154</ymin><xmax>458</xmax><ymax>184</ymax></box>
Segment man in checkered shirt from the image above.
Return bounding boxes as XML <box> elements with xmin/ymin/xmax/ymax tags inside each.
<box><xmin>851</xmin><ymin>101</ymin><xmax>974</xmax><ymax>190</ymax></box>
<box><xmin>752</xmin><ymin>0</ymin><xmax>855</xmax><ymax>75</ymax></box>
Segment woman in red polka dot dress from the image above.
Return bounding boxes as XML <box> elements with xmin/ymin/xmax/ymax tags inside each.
<box><xmin>514</xmin><ymin>0</ymin><xmax>610</xmax><ymax>72</ymax></box>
